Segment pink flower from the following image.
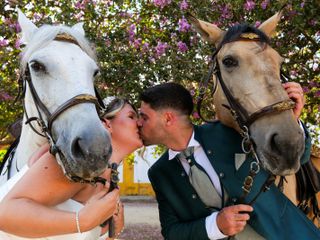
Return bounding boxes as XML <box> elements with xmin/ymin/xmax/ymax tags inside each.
<box><xmin>15</xmin><ymin>38</ymin><xmax>22</xmax><ymax>49</ymax></box>
<box><xmin>244</xmin><ymin>0</ymin><xmax>255</xmax><ymax>12</ymax></box>
<box><xmin>148</xmin><ymin>56</ymin><xmax>156</xmax><ymax>63</ymax></box>
<box><xmin>178</xmin><ymin>17</ymin><xmax>190</xmax><ymax>32</ymax></box>
<box><xmin>105</xmin><ymin>38</ymin><xmax>111</xmax><ymax>47</ymax></box>
<box><xmin>133</xmin><ymin>38</ymin><xmax>142</xmax><ymax>49</ymax></box>
<box><xmin>153</xmin><ymin>0</ymin><xmax>171</xmax><ymax>9</ymax></box>
<box><xmin>261</xmin><ymin>0</ymin><xmax>269</xmax><ymax>10</ymax></box>
<box><xmin>315</xmin><ymin>90</ymin><xmax>320</xmax><ymax>97</ymax></box>
<box><xmin>128</xmin><ymin>24</ymin><xmax>136</xmax><ymax>42</ymax></box>
<box><xmin>0</xmin><ymin>92</ymin><xmax>13</xmax><ymax>100</ymax></box>
<box><xmin>254</xmin><ymin>21</ymin><xmax>261</xmax><ymax>28</ymax></box>
<box><xmin>119</xmin><ymin>12</ymin><xmax>127</xmax><ymax>18</ymax></box>
<box><xmin>220</xmin><ymin>4</ymin><xmax>232</xmax><ymax>19</ymax></box>
<box><xmin>179</xmin><ymin>0</ymin><xmax>188</xmax><ymax>10</ymax></box>
<box><xmin>75</xmin><ymin>1</ymin><xmax>85</xmax><ymax>10</ymax></box>
<box><xmin>0</xmin><ymin>38</ymin><xmax>9</xmax><ymax>47</ymax></box>
<box><xmin>33</xmin><ymin>13</ymin><xmax>42</xmax><ymax>22</ymax></box>
<box><xmin>155</xmin><ymin>41</ymin><xmax>168</xmax><ymax>57</ymax></box>
<box><xmin>15</xmin><ymin>22</ymin><xmax>21</xmax><ymax>32</ymax></box>
<box><xmin>302</xmin><ymin>86</ymin><xmax>310</xmax><ymax>93</ymax></box>
<box><xmin>160</xmin><ymin>17</ymin><xmax>169</xmax><ymax>26</ymax></box>
<box><xmin>142</xmin><ymin>42</ymin><xmax>150</xmax><ymax>52</ymax></box>
<box><xmin>192</xmin><ymin>111</ymin><xmax>200</xmax><ymax>119</ymax></box>
<box><xmin>309</xmin><ymin>81</ymin><xmax>318</xmax><ymax>88</ymax></box>
<box><xmin>74</xmin><ymin>12</ymin><xmax>84</xmax><ymax>21</ymax></box>
<box><xmin>177</xmin><ymin>41</ymin><xmax>188</xmax><ymax>53</ymax></box>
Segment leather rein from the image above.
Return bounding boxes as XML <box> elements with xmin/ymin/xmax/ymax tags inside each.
<box><xmin>19</xmin><ymin>33</ymin><xmax>106</xmax><ymax>184</ymax></box>
<box><xmin>197</xmin><ymin>33</ymin><xmax>295</xmax><ymax>205</ymax></box>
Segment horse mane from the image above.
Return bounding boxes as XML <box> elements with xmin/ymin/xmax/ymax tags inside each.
<box><xmin>219</xmin><ymin>23</ymin><xmax>270</xmax><ymax>47</ymax></box>
<box><xmin>20</xmin><ymin>24</ymin><xmax>97</xmax><ymax>74</ymax></box>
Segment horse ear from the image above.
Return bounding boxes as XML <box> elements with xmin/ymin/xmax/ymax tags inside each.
<box><xmin>258</xmin><ymin>11</ymin><xmax>282</xmax><ymax>38</ymax></box>
<box><xmin>72</xmin><ymin>22</ymin><xmax>85</xmax><ymax>36</ymax></box>
<box><xmin>188</xmin><ymin>15</ymin><xmax>224</xmax><ymax>46</ymax></box>
<box><xmin>18</xmin><ymin>8</ymin><xmax>38</xmax><ymax>44</ymax></box>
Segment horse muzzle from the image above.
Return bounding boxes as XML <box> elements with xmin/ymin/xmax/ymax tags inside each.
<box><xmin>53</xmin><ymin>117</ymin><xmax>112</xmax><ymax>181</ymax></box>
<box><xmin>250</xmin><ymin>113</ymin><xmax>305</xmax><ymax>176</ymax></box>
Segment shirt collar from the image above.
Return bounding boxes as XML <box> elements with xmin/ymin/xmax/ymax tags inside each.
<box><xmin>168</xmin><ymin>131</ymin><xmax>200</xmax><ymax>160</ymax></box>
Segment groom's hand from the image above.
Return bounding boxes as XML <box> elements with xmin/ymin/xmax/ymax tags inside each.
<box><xmin>216</xmin><ymin>204</ymin><xmax>253</xmax><ymax>236</ymax></box>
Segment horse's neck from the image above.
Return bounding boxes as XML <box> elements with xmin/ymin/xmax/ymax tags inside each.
<box><xmin>15</xmin><ymin>117</ymin><xmax>47</xmax><ymax>170</ymax></box>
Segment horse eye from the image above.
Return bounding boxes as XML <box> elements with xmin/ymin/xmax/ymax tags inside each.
<box><xmin>222</xmin><ymin>56</ymin><xmax>238</xmax><ymax>68</ymax></box>
<box><xmin>30</xmin><ymin>61</ymin><xmax>46</xmax><ymax>72</ymax></box>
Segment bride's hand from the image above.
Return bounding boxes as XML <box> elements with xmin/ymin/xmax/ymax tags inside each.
<box><xmin>78</xmin><ymin>188</ymin><xmax>119</xmax><ymax>232</ymax></box>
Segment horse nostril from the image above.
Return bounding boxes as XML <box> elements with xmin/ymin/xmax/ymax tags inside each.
<box><xmin>71</xmin><ymin>137</ymin><xmax>85</xmax><ymax>159</ymax></box>
<box><xmin>270</xmin><ymin>133</ymin><xmax>281</xmax><ymax>156</ymax></box>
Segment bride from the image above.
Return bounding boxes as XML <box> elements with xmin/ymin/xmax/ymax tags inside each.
<box><xmin>0</xmin><ymin>96</ymin><xmax>143</xmax><ymax>239</ymax></box>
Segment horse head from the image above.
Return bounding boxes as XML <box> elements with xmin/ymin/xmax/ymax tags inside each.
<box><xmin>190</xmin><ymin>12</ymin><xmax>305</xmax><ymax>176</ymax></box>
<box><xmin>17</xmin><ymin>10</ymin><xmax>112</xmax><ymax>181</ymax></box>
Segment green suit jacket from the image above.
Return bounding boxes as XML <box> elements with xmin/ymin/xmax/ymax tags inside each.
<box><xmin>148</xmin><ymin>122</ymin><xmax>319</xmax><ymax>240</ymax></box>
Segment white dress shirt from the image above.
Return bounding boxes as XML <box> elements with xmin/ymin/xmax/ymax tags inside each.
<box><xmin>168</xmin><ymin>131</ymin><xmax>227</xmax><ymax>240</ymax></box>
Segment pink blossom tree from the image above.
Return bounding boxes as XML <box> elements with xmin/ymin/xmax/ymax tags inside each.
<box><xmin>0</xmin><ymin>0</ymin><xmax>319</xmax><ymax>145</ymax></box>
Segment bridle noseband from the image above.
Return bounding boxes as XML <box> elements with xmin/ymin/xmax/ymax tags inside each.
<box><xmin>20</xmin><ymin>33</ymin><xmax>106</xmax><ymax>184</ymax></box>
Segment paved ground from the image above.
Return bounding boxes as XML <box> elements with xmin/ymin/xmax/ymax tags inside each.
<box><xmin>118</xmin><ymin>196</ymin><xmax>162</xmax><ymax>240</ymax></box>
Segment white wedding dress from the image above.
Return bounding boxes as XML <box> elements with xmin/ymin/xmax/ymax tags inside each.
<box><xmin>0</xmin><ymin>165</ymin><xmax>106</xmax><ymax>240</ymax></box>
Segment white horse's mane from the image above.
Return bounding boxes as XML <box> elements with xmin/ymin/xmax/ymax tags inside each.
<box><xmin>20</xmin><ymin>24</ymin><xmax>97</xmax><ymax>74</ymax></box>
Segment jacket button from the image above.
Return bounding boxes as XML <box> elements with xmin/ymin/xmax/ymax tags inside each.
<box><xmin>207</xmin><ymin>150</ymin><xmax>212</xmax><ymax>155</ymax></box>
<box><xmin>232</xmin><ymin>198</ymin><xmax>238</xmax><ymax>203</ymax></box>
<box><xmin>181</xmin><ymin>172</ymin><xmax>185</xmax><ymax>177</ymax></box>
<box><xmin>219</xmin><ymin>172</ymin><xmax>225</xmax><ymax>178</ymax></box>
<box><xmin>192</xmin><ymin>194</ymin><xmax>197</xmax><ymax>199</ymax></box>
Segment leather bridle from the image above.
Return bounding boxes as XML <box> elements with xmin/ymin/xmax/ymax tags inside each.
<box><xmin>19</xmin><ymin>33</ymin><xmax>106</xmax><ymax>183</ymax></box>
<box><xmin>197</xmin><ymin>33</ymin><xmax>295</xmax><ymax>135</ymax></box>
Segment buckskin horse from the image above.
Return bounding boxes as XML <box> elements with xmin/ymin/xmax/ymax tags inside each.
<box><xmin>189</xmin><ymin>11</ymin><xmax>319</xmax><ymax>228</ymax></box>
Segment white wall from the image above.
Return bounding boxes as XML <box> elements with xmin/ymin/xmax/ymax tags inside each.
<box><xmin>118</xmin><ymin>145</ymin><xmax>161</xmax><ymax>183</ymax></box>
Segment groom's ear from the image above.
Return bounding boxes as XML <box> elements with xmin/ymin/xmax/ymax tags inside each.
<box><xmin>163</xmin><ymin>111</ymin><xmax>175</xmax><ymax>126</ymax></box>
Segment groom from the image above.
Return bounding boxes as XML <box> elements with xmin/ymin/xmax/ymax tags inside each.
<box><xmin>137</xmin><ymin>82</ymin><xmax>319</xmax><ymax>239</ymax></box>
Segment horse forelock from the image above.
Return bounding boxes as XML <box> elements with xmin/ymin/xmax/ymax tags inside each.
<box><xmin>219</xmin><ymin>23</ymin><xmax>270</xmax><ymax>48</ymax></box>
<box><xmin>20</xmin><ymin>24</ymin><xmax>97</xmax><ymax>75</ymax></box>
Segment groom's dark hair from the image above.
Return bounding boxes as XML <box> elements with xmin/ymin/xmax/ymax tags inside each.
<box><xmin>140</xmin><ymin>82</ymin><xmax>193</xmax><ymax>116</ymax></box>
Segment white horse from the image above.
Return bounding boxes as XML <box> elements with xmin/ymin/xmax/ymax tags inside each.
<box><xmin>0</xmin><ymin>10</ymin><xmax>112</xmax><ymax>185</ymax></box>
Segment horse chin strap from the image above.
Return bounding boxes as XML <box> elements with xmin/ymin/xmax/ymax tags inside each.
<box><xmin>19</xmin><ymin>33</ymin><xmax>106</xmax><ymax>184</ymax></box>
<box><xmin>197</xmin><ymin>34</ymin><xmax>296</xmax><ymax>205</ymax></box>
